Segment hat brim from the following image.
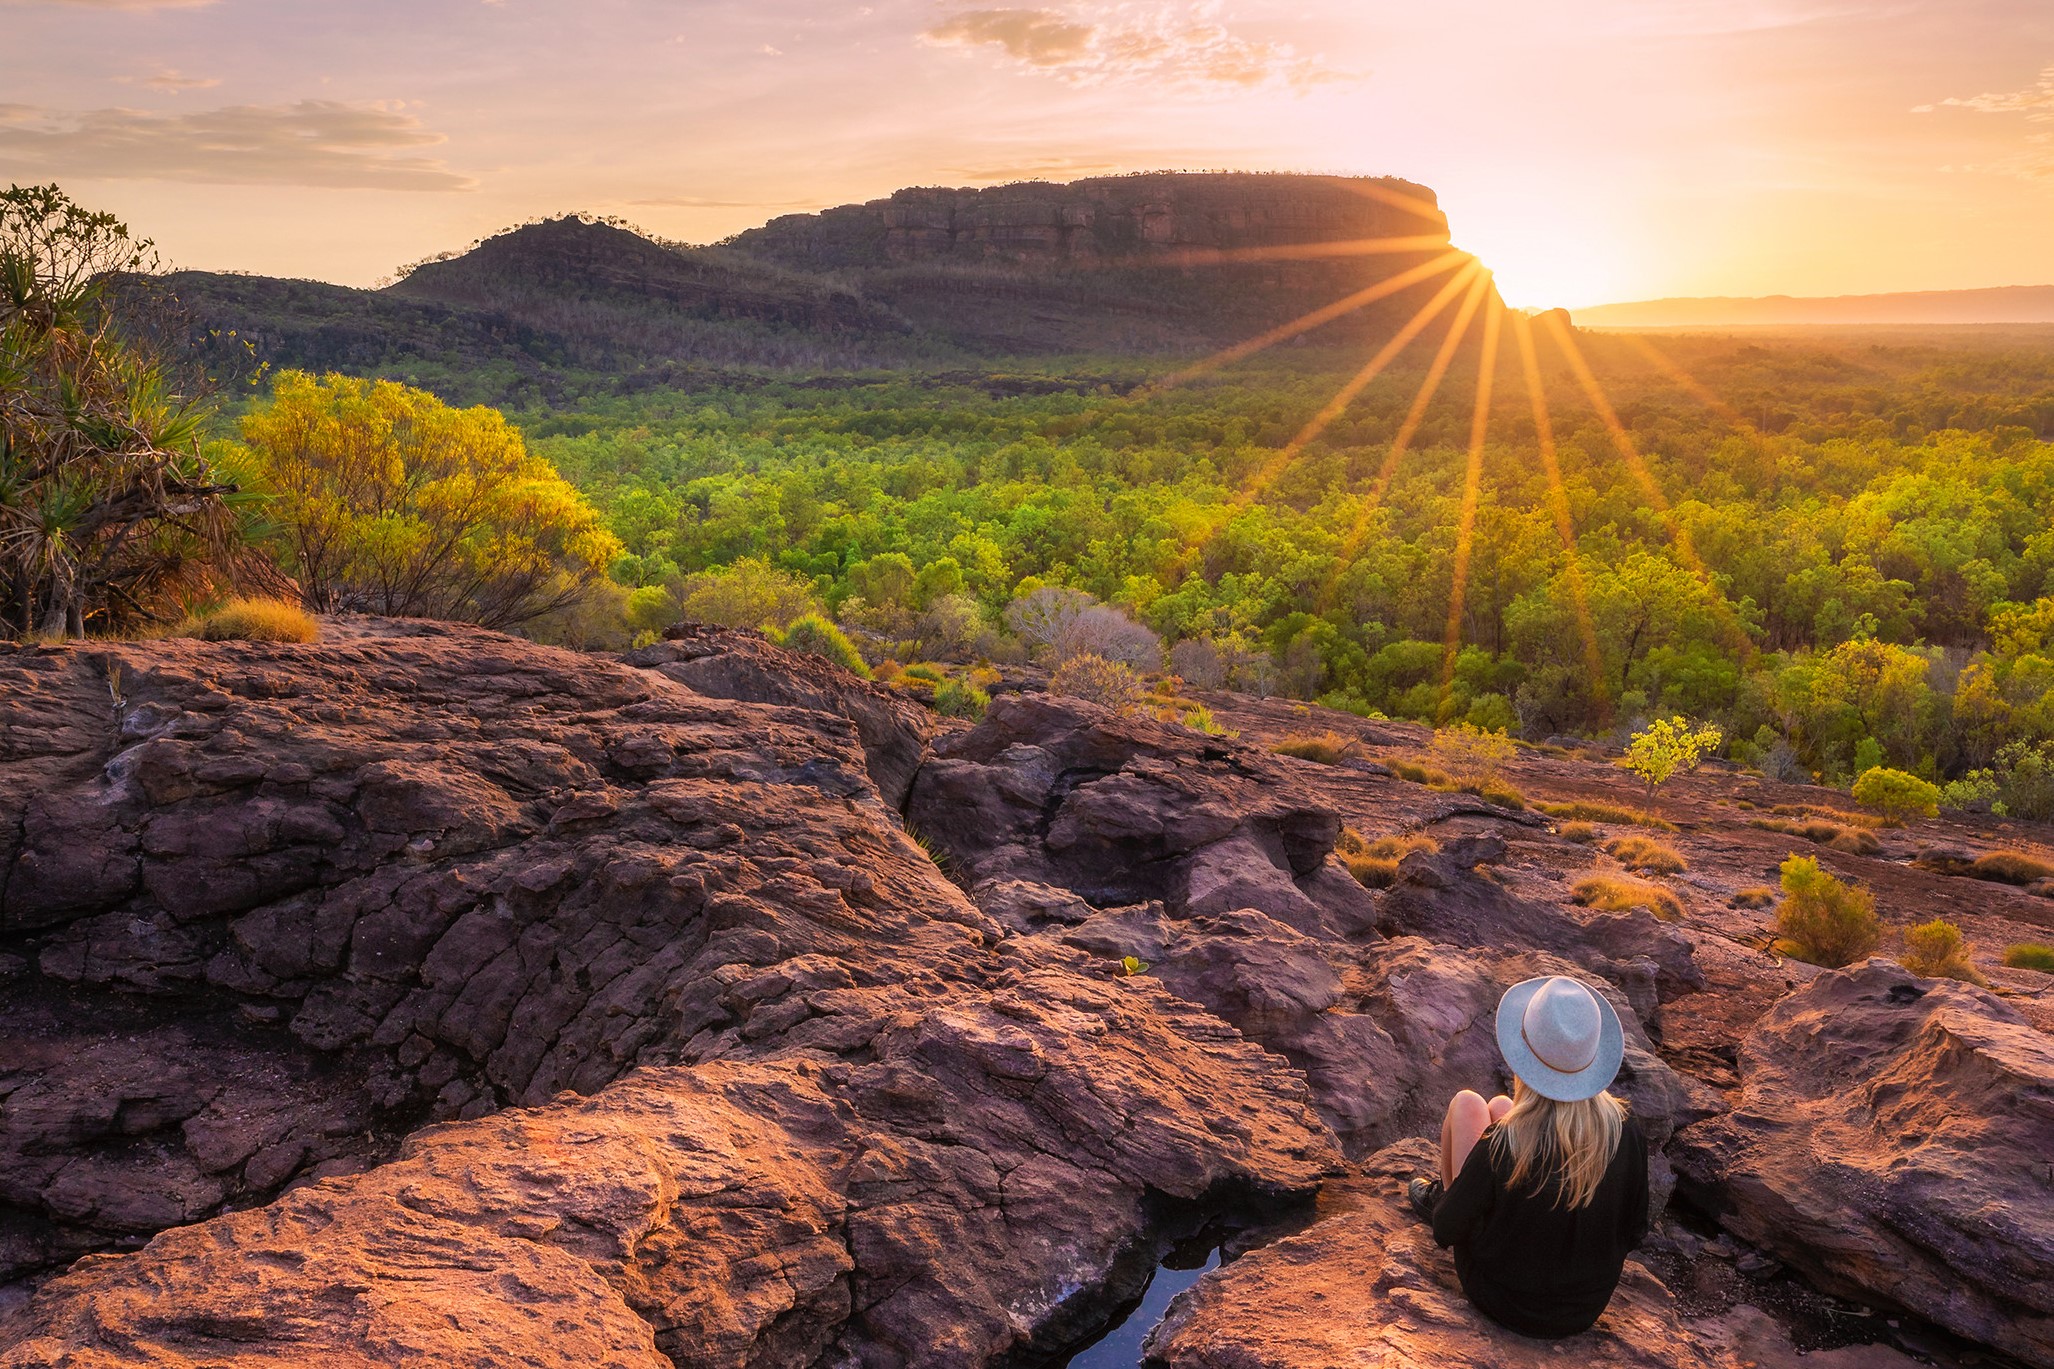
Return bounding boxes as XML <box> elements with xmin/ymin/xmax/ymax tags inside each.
<box><xmin>1495</xmin><ymin>976</ymin><xmax>1625</xmax><ymax>1102</ymax></box>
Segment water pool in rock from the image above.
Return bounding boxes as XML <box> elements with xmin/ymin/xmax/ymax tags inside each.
<box><xmin>1053</xmin><ymin>1238</ymin><xmax>1223</xmax><ymax>1368</ymax></box>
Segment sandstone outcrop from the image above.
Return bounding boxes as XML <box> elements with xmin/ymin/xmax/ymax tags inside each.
<box><xmin>1140</xmin><ymin>1138</ymin><xmax>1922</xmax><ymax>1369</ymax></box>
<box><xmin>1671</xmin><ymin>959</ymin><xmax>2054</xmax><ymax>1366</ymax></box>
<box><xmin>0</xmin><ymin>621</ymin><xmax>1337</xmax><ymax>1362</ymax></box>
<box><xmin>909</xmin><ymin>694</ymin><xmax>1377</xmax><ymax>940</ymax></box>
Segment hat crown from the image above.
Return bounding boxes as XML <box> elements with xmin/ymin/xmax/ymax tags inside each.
<box><xmin>1521</xmin><ymin>977</ymin><xmax>1601</xmax><ymax>1075</ymax></box>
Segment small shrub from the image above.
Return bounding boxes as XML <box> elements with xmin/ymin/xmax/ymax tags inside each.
<box><xmin>1571</xmin><ymin>875</ymin><xmax>1684</xmax><ymax>921</ymax></box>
<box><xmin>1274</xmin><ymin>731</ymin><xmax>1365</xmax><ymax>765</ymax></box>
<box><xmin>902</xmin><ymin>662</ymin><xmax>947</xmax><ymax>683</ymax></box>
<box><xmin>629</xmin><ymin>628</ymin><xmax>660</xmax><ymax>650</ymax></box>
<box><xmin>1340</xmin><ymin>831</ymin><xmax>1439</xmax><ymax>889</ymax></box>
<box><xmin>184</xmin><ymin>598</ymin><xmax>319</xmax><ymax>644</ymax></box>
<box><xmin>1731</xmin><ymin>886</ymin><xmax>1777</xmax><ymax>909</ymax></box>
<box><xmin>933</xmin><ymin>677</ymin><xmax>989</xmax><ymax>720</ymax></box>
<box><xmin>1537</xmin><ymin>800</ymin><xmax>1677</xmax><ymax>831</ymax></box>
<box><xmin>872</xmin><ymin>659</ymin><xmax>904</xmax><ymax>682</ymax></box>
<box><xmin>1775</xmin><ymin>855</ymin><xmax>1880</xmax><ymax>968</ymax></box>
<box><xmin>1965</xmin><ymin>850</ymin><xmax>2054</xmax><ymax>885</ymax></box>
<box><xmin>1852</xmin><ymin>767</ymin><xmax>1941</xmax><ymax>821</ymax></box>
<box><xmin>1179</xmin><ymin>704</ymin><xmax>1230</xmax><ymax>736</ymax></box>
<box><xmin>1429</xmin><ymin>723</ymin><xmax>1515</xmax><ymax>786</ymax></box>
<box><xmin>1048</xmin><ymin>653</ymin><xmax>1145</xmax><ymax>712</ymax></box>
<box><xmin>780</xmin><ymin>614</ymin><xmax>872</xmax><ymax>678</ymax></box>
<box><xmin>2001</xmin><ymin>942</ymin><xmax>2054</xmax><ymax>973</ymax></box>
<box><xmin>1559</xmin><ymin>821</ymin><xmax>1599</xmax><ymax>843</ymax></box>
<box><xmin>1604</xmin><ymin>835</ymin><xmax>1687</xmax><ymax>875</ymax></box>
<box><xmin>1940</xmin><ymin>769</ymin><xmax>1999</xmax><ymax>812</ymax></box>
<box><xmin>1900</xmin><ymin>919</ymin><xmax>1986</xmax><ymax>985</ymax></box>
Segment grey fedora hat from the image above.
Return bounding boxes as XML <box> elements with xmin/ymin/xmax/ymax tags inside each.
<box><xmin>1495</xmin><ymin>975</ymin><xmax>1624</xmax><ymax>1102</ymax></box>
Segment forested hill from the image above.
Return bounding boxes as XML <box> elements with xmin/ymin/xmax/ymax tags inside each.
<box><xmin>165</xmin><ymin>172</ymin><xmax>1461</xmax><ymax>403</ymax></box>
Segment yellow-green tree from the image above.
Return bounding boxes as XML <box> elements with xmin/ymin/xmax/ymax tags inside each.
<box><xmin>239</xmin><ymin>371</ymin><xmax>620</xmax><ymax>628</ymax></box>
<box><xmin>1623</xmin><ymin>715</ymin><xmax>1723</xmax><ymax>806</ymax></box>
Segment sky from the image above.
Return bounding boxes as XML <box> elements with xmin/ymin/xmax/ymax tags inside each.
<box><xmin>3</xmin><ymin>0</ymin><xmax>2052</xmax><ymax>308</ymax></box>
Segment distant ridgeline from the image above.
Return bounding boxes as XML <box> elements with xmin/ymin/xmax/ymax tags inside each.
<box><xmin>161</xmin><ymin>173</ymin><xmax>1462</xmax><ymax>398</ymax></box>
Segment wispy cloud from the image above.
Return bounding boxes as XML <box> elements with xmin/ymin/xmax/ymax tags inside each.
<box><xmin>921</xmin><ymin>3</ymin><xmax>1350</xmax><ymax>91</ymax></box>
<box><xmin>115</xmin><ymin>68</ymin><xmax>222</xmax><ymax>93</ymax></box>
<box><xmin>1915</xmin><ymin>63</ymin><xmax>2054</xmax><ymax>179</ymax></box>
<box><xmin>0</xmin><ymin>100</ymin><xmax>475</xmax><ymax>191</ymax></box>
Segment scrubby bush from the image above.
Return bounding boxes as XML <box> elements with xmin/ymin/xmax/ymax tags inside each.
<box><xmin>1537</xmin><ymin>800</ymin><xmax>1677</xmax><ymax>831</ymax></box>
<box><xmin>1775</xmin><ymin>855</ymin><xmax>1880</xmax><ymax>968</ymax></box>
<box><xmin>1049</xmin><ymin>653</ymin><xmax>1145</xmax><ymax>712</ymax></box>
<box><xmin>1338</xmin><ymin>830</ymin><xmax>1438</xmax><ymax>888</ymax></box>
<box><xmin>1274</xmin><ymin>731</ymin><xmax>1365</xmax><ymax>765</ymax></box>
<box><xmin>1429</xmin><ymin>722</ymin><xmax>1515</xmax><ymax>786</ymax></box>
<box><xmin>1993</xmin><ymin>741</ymin><xmax>2054</xmax><ymax>821</ymax></box>
<box><xmin>1940</xmin><ymin>769</ymin><xmax>1999</xmax><ymax>812</ymax></box>
<box><xmin>1731</xmin><ymin>886</ymin><xmax>1777</xmax><ymax>909</ymax></box>
<box><xmin>2002</xmin><ymin>943</ymin><xmax>2054</xmax><ymax>973</ymax></box>
<box><xmin>184</xmin><ymin>598</ymin><xmax>320</xmax><ymax>643</ymax></box>
<box><xmin>1851</xmin><ymin>767</ymin><xmax>1941</xmax><ymax>821</ymax></box>
<box><xmin>1168</xmin><ymin>638</ymin><xmax>1228</xmax><ymax>689</ymax></box>
<box><xmin>1968</xmin><ymin>850</ymin><xmax>2054</xmax><ymax>885</ymax></box>
<box><xmin>1900</xmin><ymin>919</ymin><xmax>1986</xmax><ymax>984</ymax></box>
<box><xmin>933</xmin><ymin>676</ymin><xmax>989</xmax><ymax>720</ymax></box>
<box><xmin>778</xmin><ymin>614</ymin><xmax>871</xmax><ymax>678</ymax></box>
<box><xmin>1604</xmin><ymin>835</ymin><xmax>1687</xmax><ymax>875</ymax></box>
<box><xmin>1571</xmin><ymin>875</ymin><xmax>1684</xmax><ymax>921</ymax></box>
<box><xmin>1558</xmin><ymin>821</ymin><xmax>1599</xmax><ymax>843</ymax></box>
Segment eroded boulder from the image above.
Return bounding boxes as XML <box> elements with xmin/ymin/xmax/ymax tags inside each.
<box><xmin>1671</xmin><ymin>959</ymin><xmax>2054</xmax><ymax>1367</ymax></box>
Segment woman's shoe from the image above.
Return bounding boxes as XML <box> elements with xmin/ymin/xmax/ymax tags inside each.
<box><xmin>1406</xmin><ymin>1176</ymin><xmax>1442</xmax><ymax>1221</ymax></box>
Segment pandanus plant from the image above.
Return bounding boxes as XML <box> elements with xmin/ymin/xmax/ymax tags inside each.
<box><xmin>0</xmin><ymin>184</ymin><xmax>241</xmax><ymax>638</ymax></box>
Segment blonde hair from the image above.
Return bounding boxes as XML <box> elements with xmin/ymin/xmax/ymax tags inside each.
<box><xmin>1490</xmin><ymin>1079</ymin><xmax>1627</xmax><ymax>1209</ymax></box>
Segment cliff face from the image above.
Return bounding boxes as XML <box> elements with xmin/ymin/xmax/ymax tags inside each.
<box><xmin>164</xmin><ymin>174</ymin><xmax>1465</xmax><ymax>384</ymax></box>
<box><xmin>727</xmin><ymin>172</ymin><xmax>1449</xmax><ymax>270</ymax></box>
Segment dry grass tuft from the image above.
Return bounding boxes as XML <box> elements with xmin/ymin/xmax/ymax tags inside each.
<box><xmin>1558</xmin><ymin>821</ymin><xmax>1600</xmax><ymax>844</ymax></box>
<box><xmin>1274</xmin><ymin>731</ymin><xmax>1367</xmax><ymax>765</ymax></box>
<box><xmin>1730</xmin><ymin>886</ymin><xmax>1777</xmax><ymax>910</ymax></box>
<box><xmin>1537</xmin><ymin>800</ymin><xmax>1677</xmax><ymax>831</ymax></box>
<box><xmin>1770</xmin><ymin>803</ymin><xmax>1889</xmax><ymax>830</ymax></box>
<box><xmin>1968</xmin><ymin>850</ymin><xmax>2054</xmax><ymax>886</ymax></box>
<box><xmin>1339</xmin><ymin>829</ymin><xmax>1438</xmax><ymax>888</ymax></box>
<box><xmin>1571</xmin><ymin>874</ymin><xmax>1684</xmax><ymax>921</ymax></box>
<box><xmin>2002</xmin><ymin>942</ymin><xmax>2054</xmax><ymax>973</ymax></box>
<box><xmin>1603</xmin><ymin>834</ymin><xmax>1687</xmax><ymax>875</ymax></box>
<box><xmin>181</xmin><ymin>598</ymin><xmax>320</xmax><ymax>644</ymax></box>
<box><xmin>1748</xmin><ymin>816</ymin><xmax>1881</xmax><ymax>856</ymax></box>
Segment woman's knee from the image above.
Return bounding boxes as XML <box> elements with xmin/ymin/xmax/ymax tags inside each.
<box><xmin>1446</xmin><ymin>1089</ymin><xmax>1492</xmax><ymax>1124</ymax></box>
<box><xmin>1487</xmin><ymin>1094</ymin><xmax>1513</xmax><ymax>1122</ymax></box>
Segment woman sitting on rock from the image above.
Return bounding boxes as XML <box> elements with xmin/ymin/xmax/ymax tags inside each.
<box><xmin>1407</xmin><ymin>974</ymin><xmax>1649</xmax><ymax>1339</ymax></box>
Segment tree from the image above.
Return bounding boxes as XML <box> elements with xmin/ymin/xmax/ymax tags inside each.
<box><xmin>1004</xmin><ymin>584</ymin><xmax>1094</xmax><ymax>655</ymax></box>
<box><xmin>1053</xmin><ymin>604</ymin><xmax>1160</xmax><ymax>670</ymax></box>
<box><xmin>673</xmin><ymin>557</ymin><xmax>818</xmax><ymax>630</ymax></box>
<box><xmin>1</xmin><ymin>184</ymin><xmax>241</xmax><ymax>636</ymax></box>
<box><xmin>1623</xmin><ymin>715</ymin><xmax>1723</xmax><ymax>806</ymax></box>
<box><xmin>239</xmin><ymin>371</ymin><xmax>621</xmax><ymax>628</ymax></box>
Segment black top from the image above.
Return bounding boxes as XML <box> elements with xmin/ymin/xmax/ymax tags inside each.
<box><xmin>1429</xmin><ymin>1116</ymin><xmax>1650</xmax><ymax>1338</ymax></box>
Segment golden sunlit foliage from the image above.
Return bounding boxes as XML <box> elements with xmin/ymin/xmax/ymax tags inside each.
<box><xmin>236</xmin><ymin>371</ymin><xmax>620</xmax><ymax>628</ymax></box>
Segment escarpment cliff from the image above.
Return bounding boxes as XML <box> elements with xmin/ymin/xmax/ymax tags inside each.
<box><xmin>163</xmin><ymin>173</ymin><xmax>1469</xmax><ymax>386</ymax></box>
<box><xmin>2</xmin><ymin>622</ymin><xmax>2049</xmax><ymax>1368</ymax></box>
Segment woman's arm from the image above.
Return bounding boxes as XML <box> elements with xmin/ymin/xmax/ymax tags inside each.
<box><xmin>1621</xmin><ymin>1121</ymin><xmax>1651</xmax><ymax>1250</ymax></box>
<box><xmin>1430</xmin><ymin>1131</ymin><xmax>1497</xmax><ymax>1248</ymax></box>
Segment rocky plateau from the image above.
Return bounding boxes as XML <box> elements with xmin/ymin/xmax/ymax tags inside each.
<box><xmin>1</xmin><ymin>620</ymin><xmax>2050</xmax><ymax>1368</ymax></box>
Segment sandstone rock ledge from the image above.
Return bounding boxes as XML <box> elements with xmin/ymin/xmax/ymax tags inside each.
<box><xmin>1141</xmin><ymin>1139</ymin><xmax>1921</xmax><ymax>1369</ymax></box>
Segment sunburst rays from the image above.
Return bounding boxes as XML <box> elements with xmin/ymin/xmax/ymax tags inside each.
<box><xmin>1154</xmin><ymin>248</ymin><xmax>1471</xmax><ymax>392</ymax></box>
<box><xmin>1438</xmin><ymin>295</ymin><xmax>1503</xmax><ymax>712</ymax></box>
<box><xmin>1511</xmin><ymin>310</ymin><xmax>1610</xmax><ymax>719</ymax></box>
